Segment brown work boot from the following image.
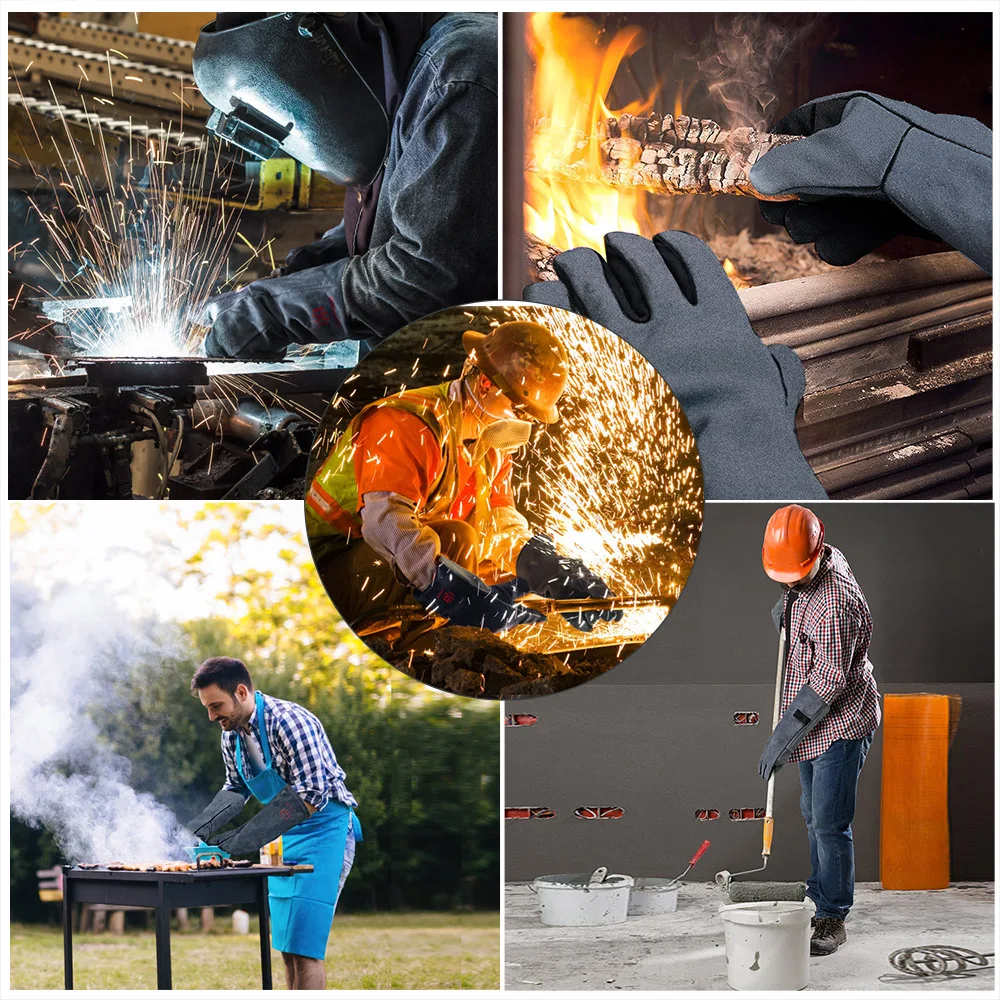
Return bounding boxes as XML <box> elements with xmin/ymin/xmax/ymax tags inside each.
<box><xmin>810</xmin><ymin>917</ymin><xmax>847</xmax><ymax>956</ymax></box>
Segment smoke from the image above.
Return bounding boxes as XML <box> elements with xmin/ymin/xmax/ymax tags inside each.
<box><xmin>694</xmin><ymin>13</ymin><xmax>821</xmax><ymax>131</ymax></box>
<box><xmin>10</xmin><ymin>579</ymin><xmax>196</xmax><ymax>864</ymax></box>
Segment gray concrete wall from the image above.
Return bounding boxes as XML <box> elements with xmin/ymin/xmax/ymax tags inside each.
<box><xmin>505</xmin><ymin>503</ymin><xmax>994</xmax><ymax>883</ymax></box>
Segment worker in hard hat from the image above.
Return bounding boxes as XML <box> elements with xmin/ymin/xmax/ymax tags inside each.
<box><xmin>759</xmin><ymin>505</ymin><xmax>881</xmax><ymax>957</ymax></box>
<box><xmin>306</xmin><ymin>321</ymin><xmax>623</xmax><ymax>636</ymax></box>
<box><xmin>192</xmin><ymin>13</ymin><xmax>497</xmax><ymax>358</ymax></box>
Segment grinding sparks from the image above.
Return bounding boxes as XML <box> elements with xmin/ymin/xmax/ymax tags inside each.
<box><xmin>10</xmin><ymin>88</ymin><xmax>256</xmax><ymax>358</ymax></box>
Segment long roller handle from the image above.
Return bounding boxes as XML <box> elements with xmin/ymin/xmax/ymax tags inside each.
<box><xmin>688</xmin><ymin>840</ymin><xmax>711</xmax><ymax>868</ymax></box>
<box><xmin>762</xmin><ymin>625</ymin><xmax>786</xmax><ymax>861</ymax></box>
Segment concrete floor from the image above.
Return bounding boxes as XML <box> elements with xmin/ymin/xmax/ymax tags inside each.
<box><xmin>505</xmin><ymin>882</ymin><xmax>996</xmax><ymax>991</ymax></box>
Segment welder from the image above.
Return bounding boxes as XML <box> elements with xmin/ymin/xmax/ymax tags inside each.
<box><xmin>187</xmin><ymin>657</ymin><xmax>361</xmax><ymax>989</ymax></box>
<box><xmin>305</xmin><ymin>320</ymin><xmax>622</xmax><ymax>635</ymax></box>
<box><xmin>192</xmin><ymin>13</ymin><xmax>498</xmax><ymax>358</ymax></box>
<box><xmin>758</xmin><ymin>505</ymin><xmax>881</xmax><ymax>956</ymax></box>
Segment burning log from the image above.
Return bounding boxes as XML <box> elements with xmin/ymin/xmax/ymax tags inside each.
<box><xmin>529</xmin><ymin>113</ymin><xmax>802</xmax><ymax>199</ymax></box>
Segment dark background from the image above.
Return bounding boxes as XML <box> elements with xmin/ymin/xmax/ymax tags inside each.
<box><xmin>505</xmin><ymin>502</ymin><xmax>994</xmax><ymax>882</ymax></box>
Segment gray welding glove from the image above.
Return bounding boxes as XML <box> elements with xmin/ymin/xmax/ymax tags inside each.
<box><xmin>414</xmin><ymin>557</ymin><xmax>547</xmax><ymax>634</ymax></box>
<box><xmin>203</xmin><ymin>260</ymin><xmax>352</xmax><ymax>359</ymax></box>
<box><xmin>280</xmin><ymin>225</ymin><xmax>349</xmax><ymax>276</ymax></box>
<box><xmin>515</xmin><ymin>533</ymin><xmax>623</xmax><ymax>633</ymax></box>
<box><xmin>213</xmin><ymin>785</ymin><xmax>311</xmax><ymax>857</ymax></box>
<box><xmin>524</xmin><ymin>231</ymin><xmax>828</xmax><ymax>501</ymax></box>
<box><xmin>771</xmin><ymin>596</ymin><xmax>785</xmax><ymax>634</ymax></box>
<box><xmin>758</xmin><ymin>684</ymin><xmax>832</xmax><ymax>780</ymax></box>
<box><xmin>187</xmin><ymin>787</ymin><xmax>248</xmax><ymax>842</ymax></box>
<box><xmin>751</xmin><ymin>92</ymin><xmax>992</xmax><ymax>274</ymax></box>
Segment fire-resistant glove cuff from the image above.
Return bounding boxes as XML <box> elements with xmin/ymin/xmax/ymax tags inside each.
<box><xmin>413</xmin><ymin>557</ymin><xmax>546</xmax><ymax>634</ymax></box>
<box><xmin>524</xmin><ymin>230</ymin><xmax>828</xmax><ymax>500</ymax></box>
<box><xmin>187</xmin><ymin>787</ymin><xmax>248</xmax><ymax>842</ymax></box>
<box><xmin>758</xmin><ymin>683</ymin><xmax>832</xmax><ymax>781</ymax></box>
<box><xmin>203</xmin><ymin>261</ymin><xmax>352</xmax><ymax>359</ymax></box>
<box><xmin>751</xmin><ymin>92</ymin><xmax>992</xmax><ymax>273</ymax></box>
<box><xmin>515</xmin><ymin>533</ymin><xmax>623</xmax><ymax>633</ymax></box>
<box><xmin>213</xmin><ymin>785</ymin><xmax>310</xmax><ymax>857</ymax></box>
<box><xmin>281</xmin><ymin>226</ymin><xmax>349</xmax><ymax>275</ymax></box>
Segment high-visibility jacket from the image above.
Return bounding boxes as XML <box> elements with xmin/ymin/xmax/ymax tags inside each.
<box><xmin>305</xmin><ymin>382</ymin><xmax>516</xmax><ymax>551</ymax></box>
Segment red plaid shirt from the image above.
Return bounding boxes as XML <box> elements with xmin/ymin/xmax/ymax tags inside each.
<box><xmin>778</xmin><ymin>545</ymin><xmax>881</xmax><ymax>762</ymax></box>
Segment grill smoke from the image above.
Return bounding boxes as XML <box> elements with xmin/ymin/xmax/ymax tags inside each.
<box><xmin>10</xmin><ymin>580</ymin><xmax>194</xmax><ymax>865</ymax></box>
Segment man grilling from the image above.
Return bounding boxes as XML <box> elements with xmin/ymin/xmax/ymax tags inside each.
<box><xmin>758</xmin><ymin>505</ymin><xmax>881</xmax><ymax>957</ymax></box>
<box><xmin>306</xmin><ymin>320</ymin><xmax>622</xmax><ymax>637</ymax></box>
<box><xmin>192</xmin><ymin>12</ymin><xmax>498</xmax><ymax>357</ymax></box>
<box><xmin>187</xmin><ymin>657</ymin><xmax>360</xmax><ymax>990</ymax></box>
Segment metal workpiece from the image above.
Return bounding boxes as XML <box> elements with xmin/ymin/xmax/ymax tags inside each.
<box><xmin>32</xmin><ymin>14</ymin><xmax>195</xmax><ymax>70</ymax></box>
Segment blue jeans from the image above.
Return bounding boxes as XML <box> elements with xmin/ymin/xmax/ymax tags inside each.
<box><xmin>798</xmin><ymin>734</ymin><xmax>874</xmax><ymax>920</ymax></box>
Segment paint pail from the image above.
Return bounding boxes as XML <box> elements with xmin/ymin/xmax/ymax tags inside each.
<box><xmin>628</xmin><ymin>877</ymin><xmax>679</xmax><ymax>915</ymax></box>
<box><xmin>719</xmin><ymin>898</ymin><xmax>815</xmax><ymax>990</ymax></box>
<box><xmin>531</xmin><ymin>873</ymin><xmax>634</xmax><ymax>926</ymax></box>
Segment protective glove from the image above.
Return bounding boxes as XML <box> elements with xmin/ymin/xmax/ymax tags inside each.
<box><xmin>186</xmin><ymin>787</ymin><xmax>248</xmax><ymax>842</ymax></box>
<box><xmin>202</xmin><ymin>262</ymin><xmax>350</xmax><ymax>359</ymax></box>
<box><xmin>771</xmin><ymin>596</ymin><xmax>785</xmax><ymax>634</ymax></box>
<box><xmin>758</xmin><ymin>683</ymin><xmax>832</xmax><ymax>780</ymax></box>
<box><xmin>524</xmin><ymin>231</ymin><xmax>828</xmax><ymax>501</ymax></box>
<box><xmin>280</xmin><ymin>227</ymin><xmax>349</xmax><ymax>276</ymax></box>
<box><xmin>413</xmin><ymin>557</ymin><xmax>547</xmax><ymax>634</ymax></box>
<box><xmin>750</xmin><ymin>92</ymin><xmax>992</xmax><ymax>273</ymax></box>
<box><xmin>515</xmin><ymin>533</ymin><xmax>623</xmax><ymax>633</ymax></box>
<box><xmin>213</xmin><ymin>785</ymin><xmax>311</xmax><ymax>857</ymax></box>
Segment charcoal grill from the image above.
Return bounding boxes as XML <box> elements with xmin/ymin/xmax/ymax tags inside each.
<box><xmin>62</xmin><ymin>863</ymin><xmax>312</xmax><ymax>990</ymax></box>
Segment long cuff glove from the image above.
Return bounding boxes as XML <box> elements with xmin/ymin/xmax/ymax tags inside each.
<box><xmin>213</xmin><ymin>785</ymin><xmax>311</xmax><ymax>857</ymax></box>
<box><xmin>414</xmin><ymin>557</ymin><xmax>546</xmax><ymax>634</ymax></box>
<box><xmin>515</xmin><ymin>533</ymin><xmax>623</xmax><ymax>633</ymax></box>
<box><xmin>750</xmin><ymin>92</ymin><xmax>992</xmax><ymax>274</ymax></box>
<box><xmin>186</xmin><ymin>788</ymin><xmax>248</xmax><ymax>842</ymax></box>
<box><xmin>280</xmin><ymin>226</ymin><xmax>349</xmax><ymax>276</ymax></box>
<box><xmin>524</xmin><ymin>231</ymin><xmax>828</xmax><ymax>501</ymax></box>
<box><xmin>758</xmin><ymin>684</ymin><xmax>832</xmax><ymax>780</ymax></box>
<box><xmin>203</xmin><ymin>260</ymin><xmax>352</xmax><ymax>359</ymax></box>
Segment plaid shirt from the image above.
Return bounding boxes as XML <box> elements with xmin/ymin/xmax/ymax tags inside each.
<box><xmin>221</xmin><ymin>694</ymin><xmax>357</xmax><ymax>811</ymax></box>
<box><xmin>778</xmin><ymin>545</ymin><xmax>881</xmax><ymax>762</ymax></box>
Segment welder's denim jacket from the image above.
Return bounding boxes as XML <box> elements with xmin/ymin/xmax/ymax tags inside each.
<box><xmin>228</xmin><ymin>12</ymin><xmax>498</xmax><ymax>352</ymax></box>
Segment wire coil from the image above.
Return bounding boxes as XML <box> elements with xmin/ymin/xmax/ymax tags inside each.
<box><xmin>888</xmin><ymin>946</ymin><xmax>994</xmax><ymax>978</ymax></box>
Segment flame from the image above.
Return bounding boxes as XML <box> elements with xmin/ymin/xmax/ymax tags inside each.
<box><xmin>722</xmin><ymin>257</ymin><xmax>752</xmax><ymax>289</ymax></box>
<box><xmin>525</xmin><ymin>12</ymin><xmax>656</xmax><ymax>253</ymax></box>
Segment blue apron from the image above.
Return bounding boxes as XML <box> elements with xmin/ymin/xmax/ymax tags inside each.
<box><xmin>235</xmin><ymin>692</ymin><xmax>362</xmax><ymax>960</ymax></box>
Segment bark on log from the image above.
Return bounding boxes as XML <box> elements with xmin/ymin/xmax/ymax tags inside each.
<box><xmin>529</xmin><ymin>113</ymin><xmax>802</xmax><ymax>199</ymax></box>
<box><xmin>525</xmin><ymin>233</ymin><xmax>561</xmax><ymax>283</ymax></box>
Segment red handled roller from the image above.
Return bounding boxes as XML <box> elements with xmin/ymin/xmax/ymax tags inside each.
<box><xmin>667</xmin><ymin>839</ymin><xmax>711</xmax><ymax>886</ymax></box>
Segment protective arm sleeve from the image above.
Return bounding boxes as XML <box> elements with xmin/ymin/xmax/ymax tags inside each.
<box><xmin>360</xmin><ymin>491</ymin><xmax>441</xmax><ymax>591</ymax></box>
<box><xmin>758</xmin><ymin>684</ymin><xmax>832</xmax><ymax>780</ymax></box>
<box><xmin>186</xmin><ymin>787</ymin><xmax>248</xmax><ymax>842</ymax></box>
<box><xmin>750</xmin><ymin>92</ymin><xmax>992</xmax><ymax>274</ymax></box>
<box><xmin>213</xmin><ymin>785</ymin><xmax>311</xmax><ymax>857</ymax></box>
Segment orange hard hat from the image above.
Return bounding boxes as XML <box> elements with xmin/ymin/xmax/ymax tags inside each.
<box><xmin>762</xmin><ymin>505</ymin><xmax>825</xmax><ymax>584</ymax></box>
<box><xmin>462</xmin><ymin>321</ymin><xmax>568</xmax><ymax>423</ymax></box>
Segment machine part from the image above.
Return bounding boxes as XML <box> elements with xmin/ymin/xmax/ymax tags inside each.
<box><xmin>887</xmin><ymin>946</ymin><xmax>994</xmax><ymax>979</ymax></box>
<box><xmin>30</xmin><ymin>398</ymin><xmax>86</xmax><ymax>498</ymax></box>
<box><xmin>716</xmin><ymin>627</ymin><xmax>787</xmax><ymax>892</ymax></box>
<box><xmin>517</xmin><ymin>594</ymin><xmax>669</xmax><ymax>615</ymax></box>
<box><xmin>76</xmin><ymin>357</ymin><xmax>210</xmax><ymax>388</ymax></box>
<box><xmin>34</xmin><ymin>14</ymin><xmax>195</xmax><ymax>70</ymax></box>
<box><xmin>222</xmin><ymin>452</ymin><xmax>281</xmax><ymax>500</ymax></box>
<box><xmin>8</xmin><ymin>35</ymin><xmax>210</xmax><ymax>115</ymax></box>
<box><xmin>130</xmin><ymin>438</ymin><xmax>163</xmax><ymax>498</ymax></box>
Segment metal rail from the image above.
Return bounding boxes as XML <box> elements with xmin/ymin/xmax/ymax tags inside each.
<box><xmin>34</xmin><ymin>14</ymin><xmax>195</xmax><ymax>70</ymax></box>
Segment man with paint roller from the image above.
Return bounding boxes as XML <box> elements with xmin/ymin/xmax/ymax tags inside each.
<box><xmin>186</xmin><ymin>657</ymin><xmax>361</xmax><ymax>989</ymax></box>
<box><xmin>758</xmin><ymin>505</ymin><xmax>881</xmax><ymax>956</ymax></box>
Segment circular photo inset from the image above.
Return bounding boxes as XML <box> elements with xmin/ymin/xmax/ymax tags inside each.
<box><xmin>305</xmin><ymin>302</ymin><xmax>703</xmax><ymax>698</ymax></box>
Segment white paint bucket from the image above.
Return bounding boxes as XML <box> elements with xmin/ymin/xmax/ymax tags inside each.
<box><xmin>531</xmin><ymin>873</ymin><xmax>634</xmax><ymax>926</ymax></box>
<box><xmin>719</xmin><ymin>898</ymin><xmax>815</xmax><ymax>991</ymax></box>
<box><xmin>628</xmin><ymin>877</ymin><xmax>680</xmax><ymax>915</ymax></box>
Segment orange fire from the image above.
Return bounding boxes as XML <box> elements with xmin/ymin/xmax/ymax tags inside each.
<box><xmin>524</xmin><ymin>12</ymin><xmax>656</xmax><ymax>253</ymax></box>
<box><xmin>722</xmin><ymin>257</ymin><xmax>752</xmax><ymax>289</ymax></box>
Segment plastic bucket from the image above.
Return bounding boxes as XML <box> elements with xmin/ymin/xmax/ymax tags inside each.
<box><xmin>531</xmin><ymin>873</ymin><xmax>634</xmax><ymax>926</ymax></box>
<box><xmin>719</xmin><ymin>898</ymin><xmax>815</xmax><ymax>991</ymax></box>
<box><xmin>628</xmin><ymin>877</ymin><xmax>679</xmax><ymax>916</ymax></box>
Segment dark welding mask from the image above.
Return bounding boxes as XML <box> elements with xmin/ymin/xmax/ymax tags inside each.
<box><xmin>193</xmin><ymin>12</ymin><xmax>390</xmax><ymax>186</ymax></box>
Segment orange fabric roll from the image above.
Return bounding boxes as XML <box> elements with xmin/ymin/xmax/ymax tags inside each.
<box><xmin>880</xmin><ymin>693</ymin><xmax>952</xmax><ymax>890</ymax></box>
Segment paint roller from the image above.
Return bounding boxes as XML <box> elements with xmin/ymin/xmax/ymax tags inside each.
<box><xmin>715</xmin><ymin>623</ymin><xmax>807</xmax><ymax>904</ymax></box>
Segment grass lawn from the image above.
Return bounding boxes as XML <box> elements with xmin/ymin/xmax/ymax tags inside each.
<box><xmin>10</xmin><ymin>911</ymin><xmax>499</xmax><ymax>990</ymax></box>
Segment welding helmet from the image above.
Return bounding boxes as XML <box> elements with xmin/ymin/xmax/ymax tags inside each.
<box><xmin>462</xmin><ymin>322</ymin><xmax>569</xmax><ymax>424</ymax></box>
<box><xmin>193</xmin><ymin>13</ymin><xmax>390</xmax><ymax>186</ymax></box>
<box><xmin>762</xmin><ymin>505</ymin><xmax>825</xmax><ymax>584</ymax></box>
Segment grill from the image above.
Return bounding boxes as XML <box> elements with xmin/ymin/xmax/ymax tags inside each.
<box><xmin>62</xmin><ymin>863</ymin><xmax>313</xmax><ymax>990</ymax></box>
